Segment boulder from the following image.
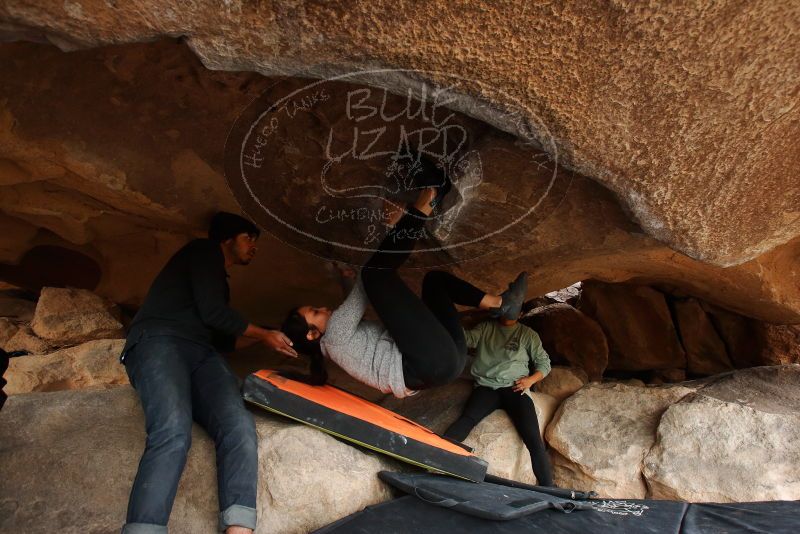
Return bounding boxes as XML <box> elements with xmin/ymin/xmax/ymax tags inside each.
<box><xmin>0</xmin><ymin>290</ymin><xmax>36</xmax><ymax>321</ymax></box>
<box><xmin>4</xmin><ymin>338</ymin><xmax>127</xmax><ymax>394</ymax></box>
<box><xmin>536</xmin><ymin>366</ymin><xmax>588</xmax><ymax>402</ymax></box>
<box><xmin>700</xmin><ymin>302</ymin><xmax>763</xmax><ymax>368</ymax></box>
<box><xmin>688</xmin><ymin>365</ymin><xmax>800</xmax><ymax>419</ymax></box>
<box><xmin>756</xmin><ymin>323</ymin><xmax>800</xmax><ymax>366</ymax></box>
<box><xmin>544</xmin><ymin>283</ymin><xmax>582</xmax><ymax>306</ymax></box>
<box><xmin>620</xmin><ymin>378</ymin><xmax>647</xmax><ymax>387</ymax></box>
<box><xmin>31</xmin><ymin>287</ymin><xmax>124</xmax><ymax>344</ymax></box>
<box><xmin>579</xmin><ymin>281</ymin><xmax>686</xmax><ymax>372</ymax></box>
<box><xmin>648</xmin><ymin>368</ymin><xmax>687</xmax><ymax>384</ymax></box>
<box><xmin>701</xmin><ymin>303</ymin><xmax>800</xmax><ymax>368</ymax></box>
<box><xmin>257</xmin><ymin>424</ymin><xmax>395</xmax><ymax>533</ymax></box>
<box><xmin>549</xmin><ymin>449</ymin><xmax>603</xmax><ymax>497</ymax></box>
<box><xmin>524</xmin><ymin>283</ymin><xmax>583</xmax><ymax>310</ymax></box>
<box><xmin>0</xmin><ymin>317</ymin><xmax>19</xmax><ymax>347</ymax></box>
<box><xmin>545</xmin><ymin>382</ymin><xmax>694</xmax><ymax>498</ymax></box>
<box><xmin>672</xmin><ymin>298</ymin><xmax>733</xmax><ymax>376</ymax></box>
<box><xmin>530</xmin><ymin>392</ymin><xmax>560</xmax><ymax>438</ymax></box>
<box><xmin>2</xmin><ymin>324</ymin><xmax>50</xmax><ymax>354</ymax></box>
<box><xmin>644</xmin><ymin>366</ymin><xmax>800</xmax><ymax>502</ymax></box>
<box><xmin>0</xmin><ymin>387</ymin><xmax>397</xmax><ymax>533</ymax></box>
<box><xmin>521</xmin><ymin>303</ymin><xmax>608</xmax><ymax>380</ymax></box>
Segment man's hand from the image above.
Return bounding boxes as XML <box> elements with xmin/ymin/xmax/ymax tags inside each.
<box><xmin>234</xmin><ymin>336</ymin><xmax>260</xmax><ymax>351</ymax></box>
<box><xmin>242</xmin><ymin>324</ymin><xmax>298</xmax><ymax>357</ymax></box>
<box><xmin>512</xmin><ymin>374</ymin><xmax>539</xmax><ymax>393</ymax></box>
<box><xmin>261</xmin><ymin>329</ymin><xmax>298</xmax><ymax>358</ymax></box>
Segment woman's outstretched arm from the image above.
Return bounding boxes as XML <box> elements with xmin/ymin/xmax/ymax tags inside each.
<box><xmin>323</xmin><ymin>274</ymin><xmax>368</xmax><ymax>346</ymax></box>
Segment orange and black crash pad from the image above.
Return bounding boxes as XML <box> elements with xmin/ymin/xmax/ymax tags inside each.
<box><xmin>242</xmin><ymin>370</ymin><xmax>488</xmax><ymax>482</ymax></box>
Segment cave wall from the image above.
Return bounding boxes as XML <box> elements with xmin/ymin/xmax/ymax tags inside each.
<box><xmin>1</xmin><ymin>0</ymin><xmax>798</xmax><ymax>268</ymax></box>
<box><xmin>0</xmin><ymin>38</ymin><xmax>799</xmax><ymax>325</ymax></box>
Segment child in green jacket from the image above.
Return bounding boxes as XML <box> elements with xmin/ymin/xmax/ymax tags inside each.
<box><xmin>444</xmin><ymin>315</ymin><xmax>554</xmax><ymax>486</ymax></box>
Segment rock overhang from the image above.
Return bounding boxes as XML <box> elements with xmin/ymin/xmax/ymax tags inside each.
<box><xmin>1</xmin><ymin>0</ymin><xmax>798</xmax><ymax>266</ymax></box>
<box><xmin>0</xmin><ymin>3</ymin><xmax>798</xmax><ymax>324</ymax></box>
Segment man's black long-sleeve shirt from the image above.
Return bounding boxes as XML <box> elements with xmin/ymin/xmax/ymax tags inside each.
<box><xmin>121</xmin><ymin>239</ymin><xmax>249</xmax><ymax>360</ymax></box>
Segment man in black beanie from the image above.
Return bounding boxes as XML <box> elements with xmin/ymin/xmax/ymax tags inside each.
<box><xmin>120</xmin><ymin>212</ymin><xmax>296</xmax><ymax>534</ymax></box>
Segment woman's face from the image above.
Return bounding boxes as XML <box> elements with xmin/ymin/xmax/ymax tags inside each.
<box><xmin>297</xmin><ymin>306</ymin><xmax>332</xmax><ymax>340</ymax></box>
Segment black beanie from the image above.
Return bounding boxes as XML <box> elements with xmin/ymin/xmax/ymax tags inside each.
<box><xmin>208</xmin><ymin>212</ymin><xmax>260</xmax><ymax>242</ymax></box>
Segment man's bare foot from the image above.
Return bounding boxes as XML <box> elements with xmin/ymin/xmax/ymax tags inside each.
<box><xmin>413</xmin><ymin>187</ymin><xmax>436</xmax><ymax>216</ymax></box>
<box><xmin>479</xmin><ymin>294</ymin><xmax>502</xmax><ymax>309</ymax></box>
<box><xmin>225</xmin><ymin>527</ymin><xmax>253</xmax><ymax>534</ymax></box>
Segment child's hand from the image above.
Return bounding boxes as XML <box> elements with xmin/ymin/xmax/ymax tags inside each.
<box><xmin>512</xmin><ymin>375</ymin><xmax>537</xmax><ymax>393</ymax></box>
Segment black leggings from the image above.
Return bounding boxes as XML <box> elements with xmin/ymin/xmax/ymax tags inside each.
<box><xmin>361</xmin><ymin>207</ymin><xmax>485</xmax><ymax>390</ymax></box>
<box><xmin>444</xmin><ymin>386</ymin><xmax>554</xmax><ymax>486</ymax></box>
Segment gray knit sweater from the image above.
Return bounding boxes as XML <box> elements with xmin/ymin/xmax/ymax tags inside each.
<box><xmin>320</xmin><ymin>276</ymin><xmax>415</xmax><ymax>398</ymax></box>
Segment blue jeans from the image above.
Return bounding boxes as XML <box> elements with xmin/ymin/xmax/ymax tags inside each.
<box><xmin>121</xmin><ymin>334</ymin><xmax>258</xmax><ymax>533</ymax></box>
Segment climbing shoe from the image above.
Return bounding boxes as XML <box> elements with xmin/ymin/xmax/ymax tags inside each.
<box><xmin>490</xmin><ymin>271</ymin><xmax>529</xmax><ymax>320</ymax></box>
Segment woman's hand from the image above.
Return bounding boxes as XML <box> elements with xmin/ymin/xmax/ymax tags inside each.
<box><xmin>512</xmin><ymin>374</ymin><xmax>538</xmax><ymax>393</ymax></box>
<box><xmin>261</xmin><ymin>329</ymin><xmax>298</xmax><ymax>358</ymax></box>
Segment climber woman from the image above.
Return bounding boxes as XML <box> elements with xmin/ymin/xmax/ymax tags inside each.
<box><xmin>281</xmin><ymin>152</ymin><xmax>528</xmax><ymax>397</ymax></box>
<box><xmin>442</xmin><ymin>314</ymin><xmax>555</xmax><ymax>486</ymax></box>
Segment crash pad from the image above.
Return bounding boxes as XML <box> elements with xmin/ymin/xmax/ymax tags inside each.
<box><xmin>242</xmin><ymin>370</ymin><xmax>488</xmax><ymax>482</ymax></box>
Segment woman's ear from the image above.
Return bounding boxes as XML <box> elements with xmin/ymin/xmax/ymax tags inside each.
<box><xmin>306</xmin><ymin>328</ymin><xmax>320</xmax><ymax>341</ymax></box>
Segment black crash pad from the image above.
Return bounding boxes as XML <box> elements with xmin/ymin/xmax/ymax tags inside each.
<box><xmin>314</xmin><ymin>472</ymin><xmax>800</xmax><ymax>534</ymax></box>
<box><xmin>378</xmin><ymin>471</ymin><xmax>593</xmax><ymax>520</ymax></box>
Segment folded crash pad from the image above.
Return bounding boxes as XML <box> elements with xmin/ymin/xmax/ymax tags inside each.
<box><xmin>315</xmin><ymin>473</ymin><xmax>800</xmax><ymax>534</ymax></box>
<box><xmin>378</xmin><ymin>471</ymin><xmax>593</xmax><ymax>520</ymax></box>
<box><xmin>242</xmin><ymin>370</ymin><xmax>488</xmax><ymax>482</ymax></box>
<box><xmin>313</xmin><ymin>495</ymin><xmax>687</xmax><ymax>534</ymax></box>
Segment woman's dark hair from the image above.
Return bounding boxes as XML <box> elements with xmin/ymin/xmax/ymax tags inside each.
<box><xmin>281</xmin><ymin>308</ymin><xmax>317</xmax><ymax>352</ymax></box>
<box><xmin>280</xmin><ymin>308</ymin><xmax>327</xmax><ymax>385</ymax></box>
<box><xmin>208</xmin><ymin>212</ymin><xmax>260</xmax><ymax>243</ymax></box>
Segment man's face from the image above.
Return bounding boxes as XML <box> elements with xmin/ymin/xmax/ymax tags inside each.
<box><xmin>231</xmin><ymin>233</ymin><xmax>258</xmax><ymax>265</ymax></box>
